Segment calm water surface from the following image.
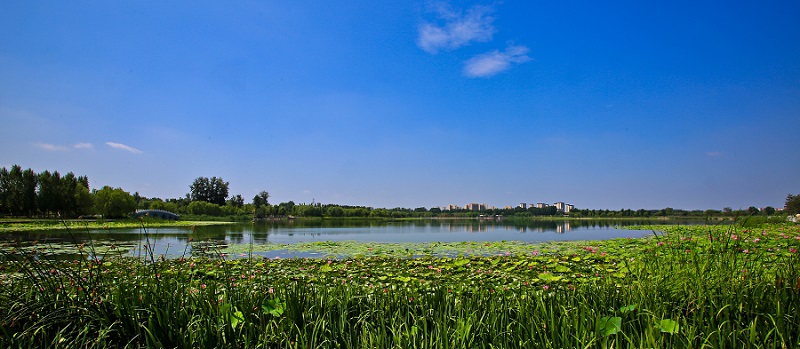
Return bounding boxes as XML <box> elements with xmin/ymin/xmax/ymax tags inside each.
<box><xmin>5</xmin><ymin>219</ymin><xmax>669</xmax><ymax>259</ymax></box>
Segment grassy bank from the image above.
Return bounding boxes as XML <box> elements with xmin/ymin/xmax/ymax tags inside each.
<box><xmin>0</xmin><ymin>218</ymin><xmax>235</xmax><ymax>233</ymax></box>
<box><xmin>1</xmin><ymin>223</ymin><xmax>798</xmax><ymax>347</ymax></box>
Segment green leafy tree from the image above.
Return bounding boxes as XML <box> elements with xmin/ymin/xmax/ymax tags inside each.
<box><xmin>227</xmin><ymin>194</ymin><xmax>245</xmax><ymax>208</ymax></box>
<box><xmin>94</xmin><ymin>186</ymin><xmax>136</xmax><ymax>218</ymax></box>
<box><xmin>278</xmin><ymin>201</ymin><xmax>295</xmax><ymax>215</ymax></box>
<box><xmin>326</xmin><ymin>206</ymin><xmax>344</xmax><ymax>217</ymax></box>
<box><xmin>0</xmin><ymin>167</ymin><xmax>8</xmax><ymax>214</ymax></box>
<box><xmin>785</xmin><ymin>194</ymin><xmax>800</xmax><ymax>215</ymax></box>
<box><xmin>73</xmin><ymin>183</ymin><xmax>94</xmax><ymax>216</ymax></box>
<box><xmin>187</xmin><ymin>201</ymin><xmax>223</xmax><ymax>216</ymax></box>
<box><xmin>189</xmin><ymin>176</ymin><xmax>229</xmax><ymax>206</ymax></box>
<box><xmin>252</xmin><ymin>191</ymin><xmax>270</xmax><ymax>208</ymax></box>
<box><xmin>36</xmin><ymin>170</ymin><xmax>62</xmax><ymax>217</ymax></box>
<box><xmin>2</xmin><ymin>165</ymin><xmax>38</xmax><ymax>216</ymax></box>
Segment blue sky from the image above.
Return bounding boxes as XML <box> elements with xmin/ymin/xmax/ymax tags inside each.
<box><xmin>1</xmin><ymin>1</ymin><xmax>799</xmax><ymax>210</ymax></box>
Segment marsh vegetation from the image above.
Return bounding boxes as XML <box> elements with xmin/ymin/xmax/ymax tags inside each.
<box><xmin>1</xmin><ymin>221</ymin><xmax>798</xmax><ymax>348</ymax></box>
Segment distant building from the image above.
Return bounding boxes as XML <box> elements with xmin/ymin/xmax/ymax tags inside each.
<box><xmin>464</xmin><ymin>203</ymin><xmax>486</xmax><ymax>211</ymax></box>
<box><xmin>519</xmin><ymin>203</ymin><xmax>527</xmax><ymax>209</ymax></box>
<box><xmin>553</xmin><ymin>202</ymin><xmax>574</xmax><ymax>213</ymax></box>
<box><xmin>536</xmin><ymin>203</ymin><xmax>548</xmax><ymax>209</ymax></box>
<box><xmin>443</xmin><ymin>204</ymin><xmax>460</xmax><ymax>211</ymax></box>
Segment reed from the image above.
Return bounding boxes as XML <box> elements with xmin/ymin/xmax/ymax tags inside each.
<box><xmin>1</xmin><ymin>222</ymin><xmax>798</xmax><ymax>348</ymax></box>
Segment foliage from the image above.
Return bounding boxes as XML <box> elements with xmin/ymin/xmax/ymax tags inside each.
<box><xmin>0</xmin><ymin>219</ymin><xmax>232</xmax><ymax>233</ymax></box>
<box><xmin>188</xmin><ymin>176</ymin><xmax>229</xmax><ymax>206</ymax></box>
<box><xmin>226</xmin><ymin>194</ymin><xmax>245</xmax><ymax>208</ymax></box>
<box><xmin>0</xmin><ymin>165</ymin><xmax>92</xmax><ymax>218</ymax></box>
<box><xmin>786</xmin><ymin>194</ymin><xmax>800</xmax><ymax>215</ymax></box>
<box><xmin>1</xmin><ymin>223</ymin><xmax>799</xmax><ymax>347</ymax></box>
<box><xmin>93</xmin><ymin>186</ymin><xmax>136</xmax><ymax>218</ymax></box>
<box><xmin>252</xmin><ymin>191</ymin><xmax>270</xmax><ymax>208</ymax></box>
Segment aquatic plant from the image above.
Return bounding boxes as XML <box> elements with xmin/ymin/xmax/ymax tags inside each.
<box><xmin>0</xmin><ymin>222</ymin><xmax>798</xmax><ymax>347</ymax></box>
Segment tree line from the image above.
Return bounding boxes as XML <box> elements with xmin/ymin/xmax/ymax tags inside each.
<box><xmin>2</xmin><ymin>165</ymin><xmax>798</xmax><ymax>220</ymax></box>
<box><xmin>0</xmin><ymin>165</ymin><xmax>139</xmax><ymax>218</ymax></box>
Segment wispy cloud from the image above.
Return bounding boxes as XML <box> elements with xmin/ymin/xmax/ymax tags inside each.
<box><xmin>463</xmin><ymin>45</ymin><xmax>531</xmax><ymax>78</ymax></box>
<box><xmin>73</xmin><ymin>143</ymin><xmax>94</xmax><ymax>150</ymax></box>
<box><xmin>417</xmin><ymin>3</ymin><xmax>495</xmax><ymax>54</ymax></box>
<box><xmin>105</xmin><ymin>142</ymin><xmax>143</xmax><ymax>154</ymax></box>
<box><xmin>34</xmin><ymin>142</ymin><xmax>68</xmax><ymax>151</ymax></box>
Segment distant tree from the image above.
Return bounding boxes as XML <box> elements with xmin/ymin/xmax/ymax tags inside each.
<box><xmin>252</xmin><ymin>191</ymin><xmax>270</xmax><ymax>208</ymax></box>
<box><xmin>94</xmin><ymin>186</ymin><xmax>136</xmax><ymax>218</ymax></box>
<box><xmin>370</xmin><ymin>208</ymin><xmax>390</xmax><ymax>218</ymax></box>
<box><xmin>326</xmin><ymin>206</ymin><xmax>344</xmax><ymax>217</ymax></box>
<box><xmin>1</xmin><ymin>165</ymin><xmax>39</xmax><ymax>216</ymax></box>
<box><xmin>189</xmin><ymin>176</ymin><xmax>229</xmax><ymax>205</ymax></box>
<box><xmin>294</xmin><ymin>204</ymin><xmax>322</xmax><ymax>217</ymax></box>
<box><xmin>785</xmin><ymin>194</ymin><xmax>800</xmax><ymax>215</ymax></box>
<box><xmin>187</xmin><ymin>201</ymin><xmax>223</xmax><ymax>216</ymax></box>
<box><xmin>19</xmin><ymin>167</ymin><xmax>39</xmax><ymax>216</ymax></box>
<box><xmin>0</xmin><ymin>167</ymin><xmax>8</xmax><ymax>214</ymax></box>
<box><xmin>74</xmin><ymin>183</ymin><xmax>94</xmax><ymax>216</ymax></box>
<box><xmin>747</xmin><ymin>206</ymin><xmax>760</xmax><ymax>215</ymax></box>
<box><xmin>278</xmin><ymin>201</ymin><xmax>295</xmax><ymax>215</ymax></box>
<box><xmin>227</xmin><ymin>194</ymin><xmax>245</xmax><ymax>208</ymax></box>
<box><xmin>36</xmin><ymin>170</ymin><xmax>62</xmax><ymax>216</ymax></box>
<box><xmin>763</xmin><ymin>206</ymin><xmax>776</xmax><ymax>215</ymax></box>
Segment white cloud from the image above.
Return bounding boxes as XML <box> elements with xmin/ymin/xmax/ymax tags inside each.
<box><xmin>417</xmin><ymin>4</ymin><xmax>495</xmax><ymax>53</ymax></box>
<box><xmin>463</xmin><ymin>45</ymin><xmax>531</xmax><ymax>78</ymax></box>
<box><xmin>105</xmin><ymin>142</ymin><xmax>143</xmax><ymax>154</ymax></box>
<box><xmin>34</xmin><ymin>142</ymin><xmax>68</xmax><ymax>151</ymax></box>
<box><xmin>73</xmin><ymin>143</ymin><xmax>94</xmax><ymax>149</ymax></box>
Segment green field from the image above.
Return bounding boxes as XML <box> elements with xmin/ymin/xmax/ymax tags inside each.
<box><xmin>1</xmin><ymin>223</ymin><xmax>798</xmax><ymax>348</ymax></box>
<box><xmin>0</xmin><ymin>218</ymin><xmax>234</xmax><ymax>233</ymax></box>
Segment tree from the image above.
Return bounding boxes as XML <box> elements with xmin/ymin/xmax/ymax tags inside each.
<box><xmin>189</xmin><ymin>176</ymin><xmax>229</xmax><ymax>205</ymax></box>
<box><xmin>227</xmin><ymin>194</ymin><xmax>245</xmax><ymax>207</ymax></box>
<box><xmin>36</xmin><ymin>170</ymin><xmax>61</xmax><ymax>216</ymax></box>
<box><xmin>187</xmin><ymin>201</ymin><xmax>222</xmax><ymax>216</ymax></box>
<box><xmin>326</xmin><ymin>206</ymin><xmax>344</xmax><ymax>217</ymax></box>
<box><xmin>94</xmin><ymin>186</ymin><xmax>136</xmax><ymax>218</ymax></box>
<box><xmin>73</xmin><ymin>183</ymin><xmax>94</xmax><ymax>217</ymax></box>
<box><xmin>4</xmin><ymin>165</ymin><xmax>37</xmax><ymax>216</ymax></box>
<box><xmin>0</xmin><ymin>167</ymin><xmax>8</xmax><ymax>214</ymax></box>
<box><xmin>252</xmin><ymin>191</ymin><xmax>270</xmax><ymax>208</ymax></box>
<box><xmin>785</xmin><ymin>194</ymin><xmax>800</xmax><ymax>215</ymax></box>
<box><xmin>278</xmin><ymin>201</ymin><xmax>295</xmax><ymax>215</ymax></box>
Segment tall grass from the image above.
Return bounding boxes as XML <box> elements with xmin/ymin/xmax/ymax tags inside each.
<box><xmin>1</xmin><ymin>222</ymin><xmax>798</xmax><ymax>348</ymax></box>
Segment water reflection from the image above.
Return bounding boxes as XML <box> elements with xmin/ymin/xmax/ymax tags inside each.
<box><xmin>2</xmin><ymin>219</ymin><xmax>678</xmax><ymax>260</ymax></box>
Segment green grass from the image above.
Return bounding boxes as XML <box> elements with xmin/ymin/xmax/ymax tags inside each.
<box><xmin>1</xmin><ymin>223</ymin><xmax>799</xmax><ymax>348</ymax></box>
<box><xmin>0</xmin><ymin>218</ymin><xmax>234</xmax><ymax>233</ymax></box>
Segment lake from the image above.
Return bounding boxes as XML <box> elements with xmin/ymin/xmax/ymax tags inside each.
<box><xmin>2</xmin><ymin>219</ymin><xmax>669</xmax><ymax>259</ymax></box>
